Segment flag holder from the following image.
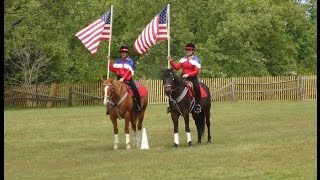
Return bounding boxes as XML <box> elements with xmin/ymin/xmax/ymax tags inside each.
<box><xmin>107</xmin><ymin>5</ymin><xmax>114</xmax><ymax>79</ymax></box>
<box><xmin>167</xmin><ymin>4</ymin><xmax>171</xmax><ymax>111</ymax></box>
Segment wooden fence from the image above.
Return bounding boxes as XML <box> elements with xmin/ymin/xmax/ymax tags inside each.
<box><xmin>4</xmin><ymin>75</ymin><xmax>317</xmax><ymax>108</ymax></box>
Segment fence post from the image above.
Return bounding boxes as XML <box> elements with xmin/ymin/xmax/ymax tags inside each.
<box><xmin>68</xmin><ymin>87</ymin><xmax>73</xmax><ymax>106</ymax></box>
<box><xmin>232</xmin><ymin>79</ymin><xmax>237</xmax><ymax>102</ymax></box>
<box><xmin>298</xmin><ymin>76</ymin><xmax>303</xmax><ymax>100</ymax></box>
<box><xmin>9</xmin><ymin>90</ymin><xmax>13</xmax><ymax>106</ymax></box>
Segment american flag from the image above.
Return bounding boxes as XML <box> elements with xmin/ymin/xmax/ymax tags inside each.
<box><xmin>134</xmin><ymin>7</ymin><xmax>168</xmax><ymax>55</ymax></box>
<box><xmin>75</xmin><ymin>9</ymin><xmax>112</xmax><ymax>54</ymax></box>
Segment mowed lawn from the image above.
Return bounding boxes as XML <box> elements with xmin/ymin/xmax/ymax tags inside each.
<box><xmin>4</xmin><ymin>101</ymin><xmax>316</xmax><ymax>180</ymax></box>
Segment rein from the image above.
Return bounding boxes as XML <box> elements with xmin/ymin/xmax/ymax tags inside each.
<box><xmin>166</xmin><ymin>78</ymin><xmax>195</xmax><ymax>115</ymax></box>
<box><xmin>164</xmin><ymin>83</ymin><xmax>182</xmax><ymax>92</ymax></box>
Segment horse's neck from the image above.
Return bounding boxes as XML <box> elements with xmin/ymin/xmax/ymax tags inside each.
<box><xmin>112</xmin><ymin>81</ymin><xmax>127</xmax><ymax>100</ymax></box>
<box><xmin>171</xmin><ymin>78</ymin><xmax>187</xmax><ymax>97</ymax></box>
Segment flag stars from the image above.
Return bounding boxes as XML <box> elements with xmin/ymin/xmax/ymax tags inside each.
<box><xmin>102</xmin><ymin>12</ymin><xmax>111</xmax><ymax>24</ymax></box>
<box><xmin>159</xmin><ymin>8</ymin><xmax>167</xmax><ymax>24</ymax></box>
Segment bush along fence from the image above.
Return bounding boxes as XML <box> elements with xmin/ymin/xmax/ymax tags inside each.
<box><xmin>4</xmin><ymin>75</ymin><xmax>317</xmax><ymax>108</ymax></box>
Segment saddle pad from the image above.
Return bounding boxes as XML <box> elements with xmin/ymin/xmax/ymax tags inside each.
<box><xmin>188</xmin><ymin>84</ymin><xmax>207</xmax><ymax>98</ymax></box>
<box><xmin>126</xmin><ymin>82</ymin><xmax>148</xmax><ymax>97</ymax></box>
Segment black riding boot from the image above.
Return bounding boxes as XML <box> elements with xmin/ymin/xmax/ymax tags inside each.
<box><xmin>188</xmin><ymin>77</ymin><xmax>201</xmax><ymax>113</ymax></box>
<box><xmin>134</xmin><ymin>97</ymin><xmax>142</xmax><ymax>112</ymax></box>
<box><xmin>127</xmin><ymin>79</ymin><xmax>142</xmax><ymax>112</ymax></box>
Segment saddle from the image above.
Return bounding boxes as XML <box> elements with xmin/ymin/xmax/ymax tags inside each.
<box><xmin>185</xmin><ymin>80</ymin><xmax>207</xmax><ymax>98</ymax></box>
<box><xmin>125</xmin><ymin>81</ymin><xmax>148</xmax><ymax>97</ymax></box>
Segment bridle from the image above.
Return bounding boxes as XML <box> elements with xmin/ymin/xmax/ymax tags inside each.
<box><xmin>103</xmin><ymin>82</ymin><xmax>129</xmax><ymax>119</ymax></box>
<box><xmin>103</xmin><ymin>83</ymin><xmax>115</xmax><ymax>99</ymax></box>
<box><xmin>163</xmin><ymin>84</ymin><xmax>182</xmax><ymax>93</ymax></box>
<box><xmin>164</xmin><ymin>74</ymin><xmax>195</xmax><ymax>115</ymax></box>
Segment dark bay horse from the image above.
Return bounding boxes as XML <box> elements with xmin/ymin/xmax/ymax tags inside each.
<box><xmin>162</xmin><ymin>69</ymin><xmax>211</xmax><ymax>147</ymax></box>
<box><xmin>101</xmin><ymin>78</ymin><xmax>148</xmax><ymax>150</ymax></box>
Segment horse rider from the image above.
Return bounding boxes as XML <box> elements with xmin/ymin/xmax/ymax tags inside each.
<box><xmin>109</xmin><ymin>45</ymin><xmax>142</xmax><ymax>112</ymax></box>
<box><xmin>167</xmin><ymin>43</ymin><xmax>202</xmax><ymax>113</ymax></box>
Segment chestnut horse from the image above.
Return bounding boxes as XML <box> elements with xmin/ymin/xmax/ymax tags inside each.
<box><xmin>162</xmin><ymin>69</ymin><xmax>211</xmax><ymax>147</ymax></box>
<box><xmin>101</xmin><ymin>78</ymin><xmax>148</xmax><ymax>150</ymax></box>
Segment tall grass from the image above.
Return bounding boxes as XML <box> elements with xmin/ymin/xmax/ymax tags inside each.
<box><xmin>4</xmin><ymin>101</ymin><xmax>316</xmax><ymax>179</ymax></box>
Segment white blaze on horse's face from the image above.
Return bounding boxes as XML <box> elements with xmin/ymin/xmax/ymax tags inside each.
<box><xmin>103</xmin><ymin>85</ymin><xmax>109</xmax><ymax>106</ymax></box>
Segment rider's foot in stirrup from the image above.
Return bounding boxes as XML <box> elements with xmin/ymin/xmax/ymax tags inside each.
<box><xmin>194</xmin><ymin>104</ymin><xmax>201</xmax><ymax>113</ymax></box>
<box><xmin>136</xmin><ymin>104</ymin><xmax>142</xmax><ymax>112</ymax></box>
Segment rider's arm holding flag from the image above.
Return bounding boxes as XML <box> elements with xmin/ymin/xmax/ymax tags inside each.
<box><xmin>167</xmin><ymin>56</ymin><xmax>183</xmax><ymax>70</ymax></box>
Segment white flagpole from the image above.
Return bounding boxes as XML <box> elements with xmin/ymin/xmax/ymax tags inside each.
<box><xmin>166</xmin><ymin>4</ymin><xmax>171</xmax><ymax>111</ymax></box>
<box><xmin>107</xmin><ymin>5</ymin><xmax>114</xmax><ymax>79</ymax></box>
<box><xmin>167</xmin><ymin>4</ymin><xmax>170</xmax><ymax>69</ymax></box>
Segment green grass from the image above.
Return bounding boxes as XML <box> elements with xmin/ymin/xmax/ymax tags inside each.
<box><xmin>4</xmin><ymin>101</ymin><xmax>317</xmax><ymax>180</ymax></box>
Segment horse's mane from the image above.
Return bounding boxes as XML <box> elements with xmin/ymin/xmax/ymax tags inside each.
<box><xmin>111</xmin><ymin>78</ymin><xmax>126</xmax><ymax>89</ymax></box>
<box><xmin>163</xmin><ymin>68</ymin><xmax>186</xmax><ymax>86</ymax></box>
<box><xmin>104</xmin><ymin>78</ymin><xmax>125</xmax><ymax>93</ymax></box>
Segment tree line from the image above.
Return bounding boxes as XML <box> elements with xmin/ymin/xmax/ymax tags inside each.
<box><xmin>4</xmin><ymin>0</ymin><xmax>317</xmax><ymax>85</ymax></box>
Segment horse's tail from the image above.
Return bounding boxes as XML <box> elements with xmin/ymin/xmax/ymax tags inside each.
<box><xmin>196</xmin><ymin>112</ymin><xmax>206</xmax><ymax>138</ymax></box>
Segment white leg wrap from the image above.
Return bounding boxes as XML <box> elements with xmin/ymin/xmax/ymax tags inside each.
<box><xmin>186</xmin><ymin>132</ymin><xmax>192</xmax><ymax>142</ymax></box>
<box><xmin>114</xmin><ymin>134</ymin><xmax>119</xmax><ymax>144</ymax></box>
<box><xmin>104</xmin><ymin>86</ymin><xmax>109</xmax><ymax>105</ymax></box>
<box><xmin>174</xmin><ymin>133</ymin><xmax>179</xmax><ymax>145</ymax></box>
<box><xmin>125</xmin><ymin>134</ymin><xmax>130</xmax><ymax>144</ymax></box>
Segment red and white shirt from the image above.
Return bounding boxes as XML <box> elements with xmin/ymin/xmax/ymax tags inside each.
<box><xmin>109</xmin><ymin>57</ymin><xmax>135</xmax><ymax>81</ymax></box>
<box><xmin>170</xmin><ymin>55</ymin><xmax>201</xmax><ymax>77</ymax></box>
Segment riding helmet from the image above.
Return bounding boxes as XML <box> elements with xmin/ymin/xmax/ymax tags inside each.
<box><xmin>119</xmin><ymin>45</ymin><xmax>129</xmax><ymax>53</ymax></box>
<box><xmin>184</xmin><ymin>43</ymin><xmax>196</xmax><ymax>50</ymax></box>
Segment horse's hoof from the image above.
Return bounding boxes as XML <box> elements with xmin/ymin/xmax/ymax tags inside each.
<box><xmin>113</xmin><ymin>144</ymin><xmax>119</xmax><ymax>150</ymax></box>
<box><xmin>207</xmin><ymin>140</ymin><xmax>212</xmax><ymax>144</ymax></box>
<box><xmin>126</xmin><ymin>144</ymin><xmax>131</xmax><ymax>150</ymax></box>
<box><xmin>172</xmin><ymin>143</ymin><xmax>179</xmax><ymax>148</ymax></box>
<box><xmin>197</xmin><ymin>141</ymin><xmax>202</xmax><ymax>144</ymax></box>
<box><xmin>188</xmin><ymin>141</ymin><xmax>193</xmax><ymax>147</ymax></box>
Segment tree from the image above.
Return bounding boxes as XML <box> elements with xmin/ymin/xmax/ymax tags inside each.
<box><xmin>4</xmin><ymin>0</ymin><xmax>317</xmax><ymax>83</ymax></box>
<box><xmin>5</xmin><ymin>45</ymin><xmax>52</xmax><ymax>85</ymax></box>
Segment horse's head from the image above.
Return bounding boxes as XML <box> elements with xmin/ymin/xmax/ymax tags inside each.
<box><xmin>162</xmin><ymin>68</ymin><xmax>179</xmax><ymax>96</ymax></box>
<box><xmin>101</xmin><ymin>78</ymin><xmax>115</xmax><ymax>106</ymax></box>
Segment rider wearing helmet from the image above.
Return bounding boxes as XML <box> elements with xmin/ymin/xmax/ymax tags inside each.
<box><xmin>109</xmin><ymin>45</ymin><xmax>142</xmax><ymax>112</ymax></box>
<box><xmin>167</xmin><ymin>43</ymin><xmax>202</xmax><ymax>113</ymax></box>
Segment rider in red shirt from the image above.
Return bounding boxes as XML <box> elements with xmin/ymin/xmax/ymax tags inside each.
<box><xmin>167</xmin><ymin>43</ymin><xmax>202</xmax><ymax>113</ymax></box>
<box><xmin>109</xmin><ymin>45</ymin><xmax>142</xmax><ymax>112</ymax></box>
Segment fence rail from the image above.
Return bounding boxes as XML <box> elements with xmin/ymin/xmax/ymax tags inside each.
<box><xmin>4</xmin><ymin>75</ymin><xmax>317</xmax><ymax>108</ymax></box>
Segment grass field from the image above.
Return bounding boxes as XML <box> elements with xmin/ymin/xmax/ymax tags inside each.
<box><xmin>4</xmin><ymin>101</ymin><xmax>316</xmax><ymax>179</ymax></box>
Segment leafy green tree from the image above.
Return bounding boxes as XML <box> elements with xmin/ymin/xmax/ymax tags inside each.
<box><xmin>4</xmin><ymin>0</ymin><xmax>317</xmax><ymax>84</ymax></box>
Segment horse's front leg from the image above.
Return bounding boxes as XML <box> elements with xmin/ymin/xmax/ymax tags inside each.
<box><xmin>124</xmin><ymin>112</ymin><xmax>131</xmax><ymax>150</ymax></box>
<box><xmin>110</xmin><ymin>116</ymin><xmax>119</xmax><ymax>150</ymax></box>
<box><xmin>171</xmin><ymin>111</ymin><xmax>180</xmax><ymax>147</ymax></box>
<box><xmin>183</xmin><ymin>113</ymin><xmax>192</xmax><ymax>147</ymax></box>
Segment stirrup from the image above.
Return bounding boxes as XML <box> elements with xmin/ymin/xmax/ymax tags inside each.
<box><xmin>136</xmin><ymin>104</ymin><xmax>142</xmax><ymax>112</ymax></box>
<box><xmin>194</xmin><ymin>104</ymin><xmax>201</xmax><ymax>113</ymax></box>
